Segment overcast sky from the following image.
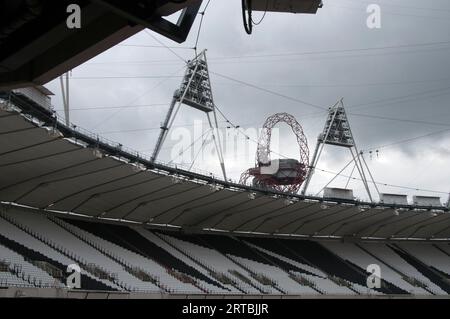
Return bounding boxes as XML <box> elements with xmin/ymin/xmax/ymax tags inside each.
<box><xmin>46</xmin><ymin>0</ymin><xmax>450</xmax><ymax>204</ymax></box>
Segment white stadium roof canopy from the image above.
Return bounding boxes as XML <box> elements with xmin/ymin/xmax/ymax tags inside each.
<box><xmin>1</xmin><ymin>91</ymin><xmax>450</xmax><ymax>242</ymax></box>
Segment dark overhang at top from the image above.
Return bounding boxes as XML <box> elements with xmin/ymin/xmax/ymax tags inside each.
<box><xmin>0</xmin><ymin>0</ymin><xmax>202</xmax><ymax>90</ymax></box>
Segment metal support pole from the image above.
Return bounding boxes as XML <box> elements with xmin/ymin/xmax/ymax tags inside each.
<box><xmin>60</xmin><ymin>74</ymin><xmax>70</xmax><ymax>126</ymax></box>
<box><xmin>301</xmin><ymin>140</ymin><xmax>321</xmax><ymax>195</ymax></box>
<box><xmin>151</xmin><ymin>96</ymin><xmax>178</xmax><ymax>162</ymax></box>
<box><xmin>301</xmin><ymin>102</ymin><xmax>339</xmax><ymax>195</ymax></box>
<box><xmin>345</xmin><ymin>163</ymin><xmax>357</xmax><ymax>189</ymax></box>
<box><xmin>207</xmin><ymin>113</ymin><xmax>227</xmax><ymax>181</ymax></box>
<box><xmin>203</xmin><ymin>51</ymin><xmax>227</xmax><ymax>181</ymax></box>
<box><xmin>150</xmin><ymin>50</ymin><xmax>228</xmax><ymax>181</ymax></box>
<box><xmin>353</xmin><ymin>147</ymin><xmax>372</xmax><ymax>199</ymax></box>
<box><xmin>151</xmin><ymin>53</ymin><xmax>201</xmax><ymax>163</ymax></box>
<box><xmin>315</xmin><ymin>158</ymin><xmax>355</xmax><ymax>196</ymax></box>
<box><xmin>66</xmin><ymin>72</ymin><xmax>70</xmax><ymax>125</ymax></box>
<box><xmin>360</xmin><ymin>151</ymin><xmax>381</xmax><ymax>198</ymax></box>
<box><xmin>350</xmin><ymin>148</ymin><xmax>373</xmax><ymax>202</ymax></box>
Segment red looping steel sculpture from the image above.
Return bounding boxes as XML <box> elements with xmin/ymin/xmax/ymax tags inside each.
<box><xmin>240</xmin><ymin>113</ymin><xmax>309</xmax><ymax>194</ymax></box>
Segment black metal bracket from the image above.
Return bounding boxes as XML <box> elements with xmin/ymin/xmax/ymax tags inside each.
<box><xmin>90</xmin><ymin>0</ymin><xmax>202</xmax><ymax>43</ymax></box>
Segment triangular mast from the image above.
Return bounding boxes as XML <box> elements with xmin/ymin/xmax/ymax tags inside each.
<box><xmin>301</xmin><ymin>99</ymin><xmax>379</xmax><ymax>202</ymax></box>
<box><xmin>151</xmin><ymin>50</ymin><xmax>227</xmax><ymax>181</ymax></box>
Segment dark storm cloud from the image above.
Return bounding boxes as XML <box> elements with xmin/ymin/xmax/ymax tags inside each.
<box><xmin>45</xmin><ymin>0</ymin><xmax>450</xmax><ymax>202</ymax></box>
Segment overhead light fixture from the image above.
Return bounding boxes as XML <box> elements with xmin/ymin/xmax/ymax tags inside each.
<box><xmin>209</xmin><ymin>183</ymin><xmax>221</xmax><ymax>192</ymax></box>
<box><xmin>0</xmin><ymin>101</ymin><xmax>12</xmax><ymax>111</ymax></box>
<box><xmin>48</xmin><ymin>128</ymin><xmax>62</xmax><ymax>138</ymax></box>
<box><xmin>284</xmin><ymin>199</ymin><xmax>294</xmax><ymax>206</ymax></box>
<box><xmin>132</xmin><ymin>162</ymin><xmax>146</xmax><ymax>172</ymax></box>
<box><xmin>171</xmin><ymin>175</ymin><xmax>183</xmax><ymax>184</ymax></box>
<box><xmin>92</xmin><ymin>147</ymin><xmax>103</xmax><ymax>159</ymax></box>
<box><xmin>357</xmin><ymin>206</ymin><xmax>367</xmax><ymax>213</ymax></box>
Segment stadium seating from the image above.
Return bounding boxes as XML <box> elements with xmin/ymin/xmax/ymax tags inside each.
<box><xmin>63</xmin><ymin>219</ymin><xmax>215</xmax><ymax>293</ymax></box>
<box><xmin>436</xmin><ymin>243</ymin><xmax>450</xmax><ymax>255</ymax></box>
<box><xmin>0</xmin><ymin>271</ymin><xmax>30</xmax><ymax>288</ymax></box>
<box><xmin>277</xmin><ymin>239</ymin><xmax>371</xmax><ymax>291</ymax></box>
<box><xmin>0</xmin><ymin>243</ymin><xmax>58</xmax><ymax>288</ymax></box>
<box><xmin>157</xmin><ymin>232</ymin><xmax>266</xmax><ymax>294</ymax></box>
<box><xmin>0</xmin><ymin>210</ymin><xmax>154</xmax><ymax>292</ymax></box>
<box><xmin>394</xmin><ymin>243</ymin><xmax>450</xmax><ymax>294</ymax></box>
<box><xmin>397</xmin><ymin>243</ymin><xmax>450</xmax><ymax>276</ymax></box>
<box><xmin>322</xmin><ymin>242</ymin><xmax>428</xmax><ymax>295</ymax></box>
<box><xmin>0</xmin><ymin>213</ymin><xmax>116</xmax><ymax>290</ymax></box>
<box><xmin>242</xmin><ymin>239</ymin><xmax>357</xmax><ymax>295</ymax></box>
<box><xmin>390</xmin><ymin>244</ymin><xmax>450</xmax><ymax>294</ymax></box>
<box><xmin>135</xmin><ymin>228</ymin><xmax>232</xmax><ymax>293</ymax></box>
<box><xmin>1</xmin><ymin>207</ymin><xmax>450</xmax><ymax>297</ymax></box>
<box><xmin>359</xmin><ymin>243</ymin><xmax>446</xmax><ymax>295</ymax></box>
<box><xmin>52</xmin><ymin>218</ymin><xmax>170</xmax><ymax>293</ymax></box>
<box><xmin>186</xmin><ymin>233</ymin><xmax>316</xmax><ymax>294</ymax></box>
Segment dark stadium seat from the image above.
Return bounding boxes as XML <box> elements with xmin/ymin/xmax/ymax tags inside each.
<box><xmin>64</xmin><ymin>219</ymin><xmax>227</xmax><ymax>291</ymax></box>
<box><xmin>275</xmin><ymin>239</ymin><xmax>408</xmax><ymax>294</ymax></box>
<box><xmin>0</xmin><ymin>233</ymin><xmax>114</xmax><ymax>291</ymax></box>
<box><xmin>390</xmin><ymin>245</ymin><xmax>450</xmax><ymax>294</ymax></box>
<box><xmin>1</xmin><ymin>209</ymin><xmax>448</xmax><ymax>297</ymax></box>
<box><xmin>243</xmin><ymin>237</ymin><xmax>319</xmax><ymax>276</ymax></box>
